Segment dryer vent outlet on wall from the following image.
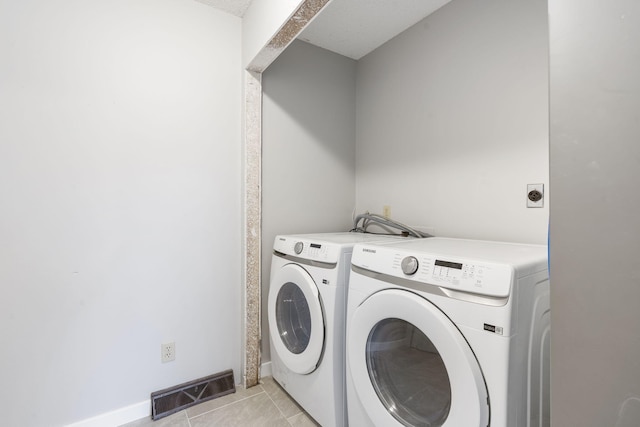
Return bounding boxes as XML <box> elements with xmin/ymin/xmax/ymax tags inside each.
<box><xmin>151</xmin><ymin>369</ymin><xmax>235</xmax><ymax>420</ymax></box>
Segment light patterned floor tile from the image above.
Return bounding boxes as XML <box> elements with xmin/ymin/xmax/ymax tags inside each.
<box><xmin>120</xmin><ymin>377</ymin><xmax>316</xmax><ymax>427</ymax></box>
<box><xmin>287</xmin><ymin>411</ymin><xmax>322</xmax><ymax>426</ymax></box>
<box><xmin>186</xmin><ymin>383</ymin><xmax>265</xmax><ymax>418</ymax></box>
<box><xmin>260</xmin><ymin>376</ymin><xmax>304</xmax><ymax>419</ymax></box>
<box><xmin>189</xmin><ymin>392</ymin><xmax>290</xmax><ymax>427</ymax></box>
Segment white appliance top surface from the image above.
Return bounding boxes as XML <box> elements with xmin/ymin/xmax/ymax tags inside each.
<box><xmin>351</xmin><ymin>237</ymin><xmax>547</xmax><ymax>297</ymax></box>
<box><xmin>274</xmin><ymin>232</ymin><xmax>411</xmax><ymax>264</ymax></box>
<box><xmin>367</xmin><ymin>237</ymin><xmax>547</xmax><ymax>267</ymax></box>
<box><xmin>281</xmin><ymin>232</ymin><xmax>410</xmax><ymax>246</ymax></box>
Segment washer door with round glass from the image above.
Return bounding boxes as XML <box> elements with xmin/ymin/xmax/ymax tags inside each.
<box><xmin>268</xmin><ymin>263</ymin><xmax>324</xmax><ymax>375</ymax></box>
<box><xmin>348</xmin><ymin>289</ymin><xmax>489</xmax><ymax>426</ymax></box>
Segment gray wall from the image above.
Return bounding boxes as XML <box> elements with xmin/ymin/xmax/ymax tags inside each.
<box><xmin>356</xmin><ymin>0</ymin><xmax>549</xmax><ymax>244</ymax></box>
<box><xmin>261</xmin><ymin>40</ymin><xmax>357</xmax><ymax>362</ymax></box>
<box><xmin>549</xmin><ymin>1</ymin><xmax>640</xmax><ymax>426</ymax></box>
<box><xmin>0</xmin><ymin>0</ymin><xmax>242</xmax><ymax>425</ymax></box>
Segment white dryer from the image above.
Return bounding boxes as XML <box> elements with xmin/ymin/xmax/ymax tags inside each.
<box><xmin>268</xmin><ymin>232</ymin><xmax>407</xmax><ymax>427</ymax></box>
<box><xmin>346</xmin><ymin>237</ymin><xmax>550</xmax><ymax>427</ymax></box>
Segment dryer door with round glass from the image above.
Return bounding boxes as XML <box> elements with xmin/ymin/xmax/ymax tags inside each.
<box><xmin>348</xmin><ymin>289</ymin><xmax>489</xmax><ymax>427</ymax></box>
<box><xmin>268</xmin><ymin>263</ymin><xmax>324</xmax><ymax>375</ymax></box>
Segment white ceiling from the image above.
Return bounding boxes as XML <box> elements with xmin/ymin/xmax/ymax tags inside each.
<box><xmin>195</xmin><ymin>0</ymin><xmax>452</xmax><ymax>60</ymax></box>
<box><xmin>193</xmin><ymin>0</ymin><xmax>253</xmax><ymax>17</ymax></box>
<box><xmin>298</xmin><ymin>0</ymin><xmax>453</xmax><ymax>60</ymax></box>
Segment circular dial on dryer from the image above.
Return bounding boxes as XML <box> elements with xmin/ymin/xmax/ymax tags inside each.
<box><xmin>294</xmin><ymin>242</ymin><xmax>304</xmax><ymax>254</ymax></box>
<box><xmin>401</xmin><ymin>256</ymin><xmax>419</xmax><ymax>275</ymax></box>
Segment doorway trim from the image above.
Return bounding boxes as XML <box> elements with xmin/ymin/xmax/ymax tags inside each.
<box><xmin>242</xmin><ymin>0</ymin><xmax>330</xmax><ymax>388</ymax></box>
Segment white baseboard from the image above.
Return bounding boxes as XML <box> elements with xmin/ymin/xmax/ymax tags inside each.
<box><xmin>260</xmin><ymin>361</ymin><xmax>272</xmax><ymax>378</ymax></box>
<box><xmin>66</xmin><ymin>400</ymin><xmax>150</xmax><ymax>427</ymax></box>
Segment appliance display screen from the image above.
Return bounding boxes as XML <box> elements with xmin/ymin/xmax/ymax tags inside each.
<box><xmin>435</xmin><ymin>260</ymin><xmax>463</xmax><ymax>270</ymax></box>
<box><xmin>310</xmin><ymin>243</ymin><xmax>321</xmax><ymax>249</ymax></box>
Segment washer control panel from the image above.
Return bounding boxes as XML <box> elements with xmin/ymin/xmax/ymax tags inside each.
<box><xmin>355</xmin><ymin>246</ymin><xmax>514</xmax><ymax>298</ymax></box>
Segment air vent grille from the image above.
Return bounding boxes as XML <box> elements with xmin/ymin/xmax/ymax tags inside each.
<box><xmin>151</xmin><ymin>369</ymin><xmax>235</xmax><ymax>420</ymax></box>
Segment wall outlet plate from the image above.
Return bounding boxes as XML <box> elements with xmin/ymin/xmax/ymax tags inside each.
<box><xmin>527</xmin><ymin>184</ymin><xmax>544</xmax><ymax>208</ymax></box>
<box><xmin>161</xmin><ymin>342</ymin><xmax>175</xmax><ymax>363</ymax></box>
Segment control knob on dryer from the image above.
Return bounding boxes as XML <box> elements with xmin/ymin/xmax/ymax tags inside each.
<box><xmin>294</xmin><ymin>241</ymin><xmax>304</xmax><ymax>254</ymax></box>
<box><xmin>401</xmin><ymin>256</ymin><xmax>419</xmax><ymax>275</ymax></box>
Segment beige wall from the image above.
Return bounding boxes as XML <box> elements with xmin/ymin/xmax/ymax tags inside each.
<box><xmin>549</xmin><ymin>0</ymin><xmax>640</xmax><ymax>425</ymax></box>
<box><xmin>0</xmin><ymin>1</ymin><xmax>242</xmax><ymax>425</ymax></box>
<box><xmin>356</xmin><ymin>0</ymin><xmax>549</xmax><ymax>244</ymax></box>
<box><xmin>261</xmin><ymin>40</ymin><xmax>357</xmax><ymax>363</ymax></box>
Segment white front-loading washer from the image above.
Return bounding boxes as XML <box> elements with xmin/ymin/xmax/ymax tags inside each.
<box><xmin>268</xmin><ymin>232</ymin><xmax>408</xmax><ymax>427</ymax></box>
<box><xmin>346</xmin><ymin>237</ymin><xmax>550</xmax><ymax>427</ymax></box>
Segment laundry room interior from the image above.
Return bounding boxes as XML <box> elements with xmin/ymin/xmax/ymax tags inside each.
<box><xmin>2</xmin><ymin>0</ymin><xmax>639</xmax><ymax>426</ymax></box>
<box><xmin>261</xmin><ymin>0</ymin><xmax>549</xmax><ymax>367</ymax></box>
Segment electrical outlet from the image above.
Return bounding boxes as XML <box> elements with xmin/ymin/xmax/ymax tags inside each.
<box><xmin>161</xmin><ymin>342</ymin><xmax>175</xmax><ymax>363</ymax></box>
<box><xmin>383</xmin><ymin>205</ymin><xmax>391</xmax><ymax>218</ymax></box>
<box><xmin>527</xmin><ymin>184</ymin><xmax>544</xmax><ymax>208</ymax></box>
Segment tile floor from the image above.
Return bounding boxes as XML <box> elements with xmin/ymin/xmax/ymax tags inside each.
<box><xmin>121</xmin><ymin>376</ymin><xmax>320</xmax><ymax>427</ymax></box>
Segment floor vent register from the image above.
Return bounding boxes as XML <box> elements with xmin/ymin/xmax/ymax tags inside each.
<box><xmin>151</xmin><ymin>369</ymin><xmax>235</xmax><ymax>420</ymax></box>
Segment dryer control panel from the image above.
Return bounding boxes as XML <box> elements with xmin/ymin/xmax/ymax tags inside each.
<box><xmin>274</xmin><ymin>233</ymin><xmax>408</xmax><ymax>265</ymax></box>
<box><xmin>274</xmin><ymin>236</ymin><xmax>341</xmax><ymax>264</ymax></box>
